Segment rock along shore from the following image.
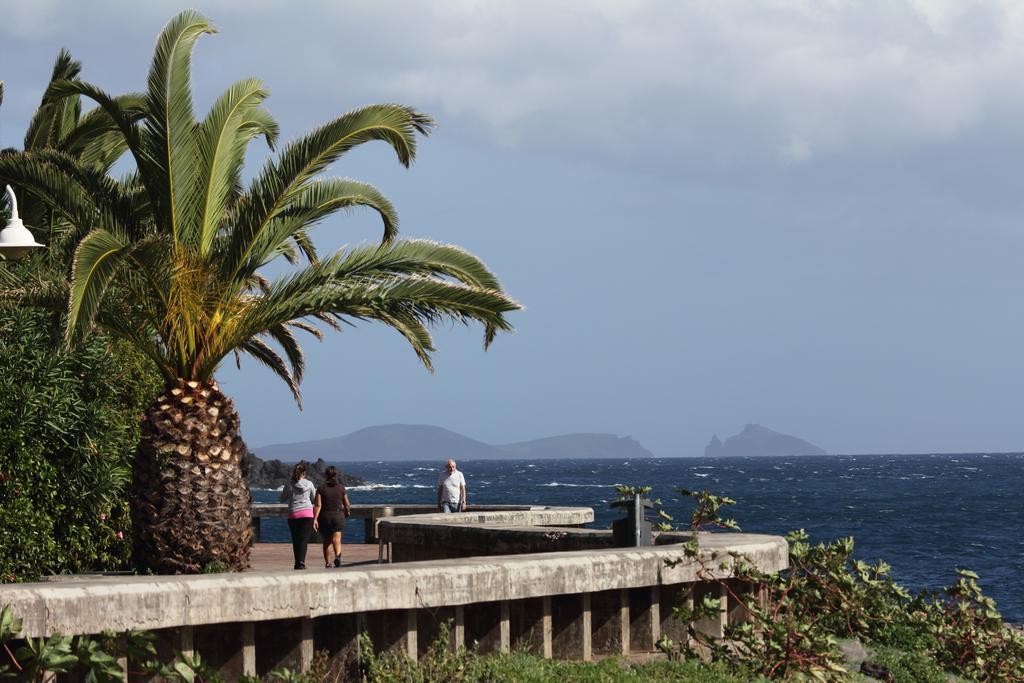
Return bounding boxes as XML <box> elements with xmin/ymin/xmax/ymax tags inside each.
<box><xmin>245</xmin><ymin>451</ymin><xmax>366</xmax><ymax>490</ymax></box>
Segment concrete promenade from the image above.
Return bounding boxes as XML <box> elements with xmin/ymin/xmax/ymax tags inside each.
<box><xmin>249</xmin><ymin>542</ymin><xmax>379</xmax><ymax>571</ymax></box>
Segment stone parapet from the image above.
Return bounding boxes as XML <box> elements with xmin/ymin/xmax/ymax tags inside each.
<box><xmin>2</xmin><ymin>533</ymin><xmax>785</xmax><ymax>638</ymax></box>
<box><xmin>0</xmin><ymin>504</ymin><xmax>788</xmax><ymax>679</ymax></box>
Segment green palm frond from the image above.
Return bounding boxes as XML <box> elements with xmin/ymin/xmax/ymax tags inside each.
<box><xmin>239</xmin><ymin>337</ymin><xmax>301</xmax><ymax>405</ymax></box>
<box><xmin>196</xmin><ymin>77</ymin><xmax>276</xmax><ymax>255</ymax></box>
<box><xmin>0</xmin><ymin>151</ymin><xmax>112</xmax><ymax>238</ymax></box>
<box><xmin>291</xmin><ymin>227</ymin><xmax>318</xmax><ymax>264</ymax></box>
<box><xmin>338</xmin><ymin>239</ymin><xmax>506</xmax><ymax>290</ymax></box>
<box><xmin>47</xmin><ymin>78</ymin><xmax>158</xmax><ymax>203</ymax></box>
<box><xmin>67</xmin><ymin>228</ymin><xmax>133</xmax><ymax>343</ymax></box>
<box><xmin>208</xmin><ymin>267</ymin><xmax>517</xmax><ymax>377</ymax></box>
<box><xmin>287</xmin><ymin>320</ymin><xmax>324</xmax><ymax>340</ymax></box>
<box><xmin>227</xmin><ymin>178</ymin><xmax>398</xmax><ymax>280</ymax></box>
<box><xmin>95</xmin><ymin>306</ymin><xmax>174</xmax><ymax>383</ymax></box>
<box><xmin>143</xmin><ymin>9</ymin><xmax>215</xmax><ymax>247</ymax></box>
<box><xmin>222</xmin><ymin>104</ymin><xmax>433</xmax><ymax>281</ymax></box>
<box><xmin>368</xmin><ymin>308</ymin><xmax>436</xmax><ymax>370</ymax></box>
<box><xmin>24</xmin><ymin>49</ymin><xmax>82</xmax><ymax>150</ymax></box>
<box><xmin>264</xmin><ymin>322</ymin><xmax>305</xmax><ymax>382</ymax></box>
<box><xmin>62</xmin><ymin>93</ymin><xmax>145</xmax><ymax>170</ymax></box>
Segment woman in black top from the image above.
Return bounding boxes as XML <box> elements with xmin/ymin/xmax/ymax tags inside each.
<box><xmin>313</xmin><ymin>466</ymin><xmax>352</xmax><ymax>567</ymax></box>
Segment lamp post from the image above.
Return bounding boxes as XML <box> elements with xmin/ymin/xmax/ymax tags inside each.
<box><xmin>0</xmin><ymin>185</ymin><xmax>43</xmax><ymax>259</ymax></box>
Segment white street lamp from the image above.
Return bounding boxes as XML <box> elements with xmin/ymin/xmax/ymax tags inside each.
<box><xmin>0</xmin><ymin>185</ymin><xmax>43</xmax><ymax>259</ymax></box>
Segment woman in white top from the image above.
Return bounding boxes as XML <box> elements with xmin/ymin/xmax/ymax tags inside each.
<box><xmin>278</xmin><ymin>463</ymin><xmax>316</xmax><ymax>569</ymax></box>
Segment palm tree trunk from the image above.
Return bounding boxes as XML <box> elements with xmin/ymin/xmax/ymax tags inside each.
<box><xmin>131</xmin><ymin>379</ymin><xmax>252</xmax><ymax>573</ymax></box>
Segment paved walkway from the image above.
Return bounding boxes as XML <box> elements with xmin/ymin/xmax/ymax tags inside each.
<box><xmin>249</xmin><ymin>542</ymin><xmax>381</xmax><ymax>571</ymax></box>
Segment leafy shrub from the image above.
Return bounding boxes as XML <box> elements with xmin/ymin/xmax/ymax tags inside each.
<box><xmin>360</xmin><ymin>622</ymin><xmax>759</xmax><ymax>682</ymax></box>
<box><xmin>658</xmin><ymin>486</ymin><xmax>1024</xmax><ymax>681</ymax></box>
<box><xmin>0</xmin><ymin>301</ymin><xmax>160</xmax><ymax>582</ymax></box>
<box><xmin>870</xmin><ymin>646</ymin><xmax>948</xmax><ymax>683</ymax></box>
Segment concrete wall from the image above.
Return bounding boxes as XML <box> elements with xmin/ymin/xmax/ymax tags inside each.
<box><xmin>0</xmin><ymin>506</ymin><xmax>787</xmax><ymax>679</ymax></box>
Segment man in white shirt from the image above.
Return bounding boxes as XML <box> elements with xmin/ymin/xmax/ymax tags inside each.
<box><xmin>436</xmin><ymin>459</ymin><xmax>467</xmax><ymax>513</ymax></box>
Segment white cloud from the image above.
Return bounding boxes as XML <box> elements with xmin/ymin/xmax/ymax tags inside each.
<box><xmin>4</xmin><ymin>0</ymin><xmax>1024</xmax><ymax>175</ymax></box>
<box><xmin>289</xmin><ymin>0</ymin><xmax>1024</xmax><ymax>171</ymax></box>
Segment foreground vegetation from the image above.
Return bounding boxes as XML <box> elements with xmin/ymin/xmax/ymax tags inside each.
<box><xmin>0</xmin><ymin>53</ymin><xmax>163</xmax><ymax>582</ymax></box>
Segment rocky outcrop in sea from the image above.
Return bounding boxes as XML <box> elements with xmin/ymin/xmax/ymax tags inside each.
<box><xmin>705</xmin><ymin>423</ymin><xmax>825</xmax><ymax>457</ymax></box>
<box><xmin>245</xmin><ymin>451</ymin><xmax>366</xmax><ymax>490</ymax></box>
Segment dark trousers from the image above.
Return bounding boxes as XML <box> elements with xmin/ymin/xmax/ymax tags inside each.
<box><xmin>287</xmin><ymin>517</ymin><xmax>313</xmax><ymax>567</ymax></box>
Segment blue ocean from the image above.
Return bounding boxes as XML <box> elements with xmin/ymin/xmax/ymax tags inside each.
<box><xmin>253</xmin><ymin>453</ymin><xmax>1024</xmax><ymax>622</ymax></box>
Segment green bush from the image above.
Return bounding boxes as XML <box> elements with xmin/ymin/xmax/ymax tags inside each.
<box><xmin>870</xmin><ymin>646</ymin><xmax>949</xmax><ymax>683</ymax></box>
<box><xmin>463</xmin><ymin>655</ymin><xmax>759</xmax><ymax>682</ymax></box>
<box><xmin>0</xmin><ymin>297</ymin><xmax>160</xmax><ymax>582</ymax></box>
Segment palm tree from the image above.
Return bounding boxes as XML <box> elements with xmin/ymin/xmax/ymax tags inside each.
<box><xmin>1</xmin><ymin>49</ymin><xmax>138</xmax><ymax>271</ymax></box>
<box><xmin>0</xmin><ymin>10</ymin><xmax>520</xmax><ymax>573</ymax></box>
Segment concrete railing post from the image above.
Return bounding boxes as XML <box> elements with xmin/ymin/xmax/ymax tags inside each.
<box><xmin>180</xmin><ymin>625</ymin><xmax>194</xmax><ymax>659</ymax></box>
<box><xmin>619</xmin><ymin>589</ymin><xmax>630</xmax><ymax>656</ymax></box>
<box><xmin>241</xmin><ymin>623</ymin><xmax>256</xmax><ymax>676</ymax></box>
<box><xmin>581</xmin><ymin>593</ymin><xmax>592</xmax><ymax>662</ymax></box>
<box><xmin>405</xmin><ymin>610</ymin><xmax>417</xmax><ymax>660</ymax></box>
<box><xmin>454</xmin><ymin>605</ymin><xmax>465</xmax><ymax>650</ymax></box>
<box><xmin>301</xmin><ymin>617</ymin><xmax>314</xmax><ymax>670</ymax></box>
<box><xmin>542</xmin><ymin>596</ymin><xmax>553</xmax><ymax>659</ymax></box>
<box><xmin>650</xmin><ymin>586</ymin><xmax>661</xmax><ymax>644</ymax></box>
<box><xmin>500</xmin><ymin>601</ymin><xmax>511</xmax><ymax>653</ymax></box>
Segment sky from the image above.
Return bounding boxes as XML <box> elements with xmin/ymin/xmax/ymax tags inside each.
<box><xmin>2</xmin><ymin>1</ymin><xmax>1024</xmax><ymax>457</ymax></box>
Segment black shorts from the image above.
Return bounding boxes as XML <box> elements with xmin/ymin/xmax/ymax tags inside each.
<box><xmin>319</xmin><ymin>512</ymin><xmax>345</xmax><ymax>536</ymax></box>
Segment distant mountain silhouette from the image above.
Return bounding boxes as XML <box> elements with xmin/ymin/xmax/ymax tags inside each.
<box><xmin>254</xmin><ymin>424</ymin><xmax>654</xmax><ymax>461</ymax></box>
<box><xmin>705</xmin><ymin>423</ymin><xmax>825</xmax><ymax>457</ymax></box>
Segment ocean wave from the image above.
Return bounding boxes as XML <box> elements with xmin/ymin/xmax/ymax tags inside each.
<box><xmin>542</xmin><ymin>482</ymin><xmax>615</xmax><ymax>488</ymax></box>
<box><xmin>346</xmin><ymin>483</ymin><xmax>406</xmax><ymax>491</ymax></box>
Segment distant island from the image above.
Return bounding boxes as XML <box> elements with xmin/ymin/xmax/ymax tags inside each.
<box><xmin>253</xmin><ymin>424</ymin><xmax>655</xmax><ymax>462</ymax></box>
<box><xmin>705</xmin><ymin>423</ymin><xmax>825</xmax><ymax>457</ymax></box>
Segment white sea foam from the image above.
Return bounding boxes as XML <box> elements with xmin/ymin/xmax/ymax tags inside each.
<box><xmin>542</xmin><ymin>482</ymin><xmax>612</xmax><ymax>488</ymax></box>
<box><xmin>694</xmin><ymin>473</ymin><xmax>710</xmax><ymax>478</ymax></box>
<box><xmin>346</xmin><ymin>483</ymin><xmax>406</xmax><ymax>491</ymax></box>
